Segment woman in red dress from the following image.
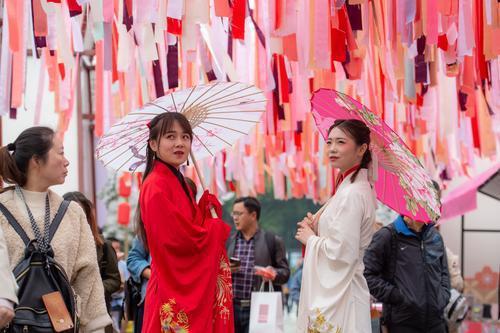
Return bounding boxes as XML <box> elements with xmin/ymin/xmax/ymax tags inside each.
<box><xmin>136</xmin><ymin>112</ymin><xmax>233</xmax><ymax>333</ymax></box>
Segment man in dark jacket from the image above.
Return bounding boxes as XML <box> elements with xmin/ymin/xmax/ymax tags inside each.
<box><xmin>226</xmin><ymin>196</ymin><xmax>290</xmax><ymax>333</ymax></box>
<box><xmin>364</xmin><ymin>215</ymin><xmax>451</xmax><ymax>333</ymax></box>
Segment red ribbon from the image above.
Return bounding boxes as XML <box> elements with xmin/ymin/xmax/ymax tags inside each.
<box><xmin>67</xmin><ymin>0</ymin><xmax>82</xmax><ymax>17</ymax></box>
<box><xmin>331</xmin><ymin>28</ymin><xmax>347</xmax><ymax>63</ymax></box>
<box><xmin>167</xmin><ymin>17</ymin><xmax>182</xmax><ymax>35</ymax></box>
<box><xmin>232</xmin><ymin>0</ymin><xmax>246</xmax><ymax>40</ymax></box>
<box><xmin>276</xmin><ymin>54</ymin><xmax>290</xmax><ymax>104</ymax></box>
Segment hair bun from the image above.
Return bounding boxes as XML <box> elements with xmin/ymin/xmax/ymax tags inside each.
<box><xmin>6</xmin><ymin>143</ymin><xmax>16</xmax><ymax>151</ymax></box>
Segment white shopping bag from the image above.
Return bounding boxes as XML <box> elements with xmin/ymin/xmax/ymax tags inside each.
<box><xmin>249</xmin><ymin>282</ymin><xmax>284</xmax><ymax>333</ymax></box>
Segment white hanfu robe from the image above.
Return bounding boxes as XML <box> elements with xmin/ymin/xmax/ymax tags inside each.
<box><xmin>297</xmin><ymin>169</ymin><xmax>377</xmax><ymax>333</ymax></box>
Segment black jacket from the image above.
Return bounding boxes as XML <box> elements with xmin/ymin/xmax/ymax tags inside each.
<box><xmin>226</xmin><ymin>229</ymin><xmax>290</xmax><ymax>293</ymax></box>
<box><xmin>96</xmin><ymin>239</ymin><xmax>121</xmax><ymax>312</ymax></box>
<box><xmin>363</xmin><ymin>216</ymin><xmax>451</xmax><ymax>331</ymax></box>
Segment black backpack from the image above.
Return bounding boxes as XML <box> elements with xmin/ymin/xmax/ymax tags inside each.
<box><xmin>0</xmin><ymin>201</ymin><xmax>79</xmax><ymax>333</ymax></box>
<box><xmin>124</xmin><ymin>276</ymin><xmax>142</xmax><ymax>321</ymax></box>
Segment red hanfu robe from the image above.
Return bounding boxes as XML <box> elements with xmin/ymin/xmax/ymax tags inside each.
<box><xmin>140</xmin><ymin>161</ymin><xmax>234</xmax><ymax>333</ymax></box>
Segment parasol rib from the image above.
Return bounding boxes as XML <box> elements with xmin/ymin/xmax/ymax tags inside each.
<box><xmin>204</xmin><ymin>116</ymin><xmax>261</xmax><ymax>123</ymax></box>
<box><xmin>181</xmin><ymin>82</ymin><xmax>224</xmax><ymax>111</ymax></box>
<box><xmin>180</xmin><ymin>86</ymin><xmax>197</xmax><ymax>113</ymax></box>
<box><xmin>197</xmin><ymin>91</ymin><xmax>263</xmax><ymax>109</ymax></box>
<box><xmin>192</xmin><ymin>132</ymin><xmax>214</xmax><ymax>157</ymax></box>
<box><xmin>204</xmin><ymin>100</ymin><xmax>267</xmax><ymax>111</ymax></box>
<box><xmin>171</xmin><ymin>93</ymin><xmax>178</xmax><ymax>112</ymax></box>
<box><xmin>202</xmin><ymin>121</ymin><xmax>248</xmax><ymax>134</ymax></box>
<box><xmin>208</xmin><ymin>110</ymin><xmax>264</xmax><ymax>114</ymax></box>
<box><xmin>188</xmin><ymin>83</ymin><xmax>252</xmax><ymax>110</ymax></box>
<box><xmin>97</xmin><ymin>131</ymin><xmax>149</xmax><ymax>159</ymax></box>
<box><xmin>197</xmin><ymin>125</ymin><xmax>234</xmax><ymax>147</ymax></box>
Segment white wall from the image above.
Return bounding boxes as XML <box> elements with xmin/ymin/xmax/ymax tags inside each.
<box><xmin>1</xmin><ymin>57</ymin><xmax>80</xmax><ymax>196</ymax></box>
<box><xmin>439</xmin><ymin>158</ymin><xmax>500</xmax><ymax>278</ymax></box>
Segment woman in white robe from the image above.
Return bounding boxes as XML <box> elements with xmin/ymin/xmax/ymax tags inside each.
<box><xmin>296</xmin><ymin>119</ymin><xmax>377</xmax><ymax>333</ymax></box>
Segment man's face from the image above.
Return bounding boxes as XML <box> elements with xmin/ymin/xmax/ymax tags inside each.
<box><xmin>403</xmin><ymin>216</ymin><xmax>425</xmax><ymax>232</ymax></box>
<box><xmin>232</xmin><ymin>202</ymin><xmax>257</xmax><ymax>232</ymax></box>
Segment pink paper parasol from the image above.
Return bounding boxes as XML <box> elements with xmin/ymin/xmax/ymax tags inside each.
<box><xmin>311</xmin><ymin>88</ymin><xmax>441</xmax><ymax>222</ymax></box>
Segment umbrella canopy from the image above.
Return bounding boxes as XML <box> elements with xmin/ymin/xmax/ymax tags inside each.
<box><xmin>311</xmin><ymin>88</ymin><xmax>441</xmax><ymax>222</ymax></box>
<box><xmin>96</xmin><ymin>82</ymin><xmax>266</xmax><ymax>172</ymax></box>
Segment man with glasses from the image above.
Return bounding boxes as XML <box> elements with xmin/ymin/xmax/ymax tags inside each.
<box><xmin>227</xmin><ymin>196</ymin><xmax>290</xmax><ymax>333</ymax></box>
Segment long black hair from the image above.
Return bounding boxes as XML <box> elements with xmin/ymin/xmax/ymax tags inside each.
<box><xmin>135</xmin><ymin>112</ymin><xmax>193</xmax><ymax>251</ymax></box>
<box><xmin>63</xmin><ymin>191</ymin><xmax>104</xmax><ymax>247</ymax></box>
<box><xmin>0</xmin><ymin>126</ymin><xmax>55</xmax><ymax>188</ymax></box>
<box><xmin>328</xmin><ymin>119</ymin><xmax>372</xmax><ymax>183</ymax></box>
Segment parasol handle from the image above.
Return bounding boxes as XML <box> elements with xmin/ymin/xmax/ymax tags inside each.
<box><xmin>189</xmin><ymin>151</ymin><xmax>218</xmax><ymax>219</ymax></box>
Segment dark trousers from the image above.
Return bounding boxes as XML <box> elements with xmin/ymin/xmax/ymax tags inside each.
<box><xmin>233</xmin><ymin>302</ymin><xmax>251</xmax><ymax>333</ymax></box>
<box><xmin>387</xmin><ymin>322</ymin><xmax>447</xmax><ymax>333</ymax></box>
<box><xmin>135</xmin><ymin>303</ymin><xmax>144</xmax><ymax>333</ymax></box>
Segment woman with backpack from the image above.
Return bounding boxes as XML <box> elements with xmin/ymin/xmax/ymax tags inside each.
<box><xmin>63</xmin><ymin>191</ymin><xmax>121</xmax><ymax>333</ymax></box>
<box><xmin>0</xmin><ymin>127</ymin><xmax>112</xmax><ymax>332</ymax></box>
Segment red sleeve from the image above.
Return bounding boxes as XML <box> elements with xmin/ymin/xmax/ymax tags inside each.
<box><xmin>198</xmin><ymin>190</ymin><xmax>223</xmax><ymax>220</ymax></box>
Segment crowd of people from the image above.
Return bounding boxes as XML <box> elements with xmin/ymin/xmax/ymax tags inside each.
<box><xmin>0</xmin><ymin>114</ymin><xmax>463</xmax><ymax>333</ymax></box>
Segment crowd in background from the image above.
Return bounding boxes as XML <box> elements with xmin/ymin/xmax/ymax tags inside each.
<box><xmin>0</xmin><ymin>121</ymin><xmax>466</xmax><ymax>333</ymax></box>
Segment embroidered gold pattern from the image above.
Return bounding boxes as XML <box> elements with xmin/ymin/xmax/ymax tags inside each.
<box><xmin>307</xmin><ymin>308</ymin><xmax>342</xmax><ymax>333</ymax></box>
<box><xmin>214</xmin><ymin>255</ymin><xmax>233</xmax><ymax>322</ymax></box>
<box><xmin>160</xmin><ymin>298</ymin><xmax>190</xmax><ymax>333</ymax></box>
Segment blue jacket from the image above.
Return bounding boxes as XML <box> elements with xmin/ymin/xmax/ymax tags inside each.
<box><xmin>288</xmin><ymin>266</ymin><xmax>302</xmax><ymax>303</ymax></box>
<box><xmin>126</xmin><ymin>237</ymin><xmax>150</xmax><ymax>303</ymax></box>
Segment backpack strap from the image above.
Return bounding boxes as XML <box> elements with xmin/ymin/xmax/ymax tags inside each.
<box><xmin>264</xmin><ymin>231</ymin><xmax>277</xmax><ymax>268</ymax></box>
<box><xmin>384</xmin><ymin>224</ymin><xmax>398</xmax><ymax>282</ymax></box>
<box><xmin>0</xmin><ymin>202</ymin><xmax>31</xmax><ymax>245</ymax></box>
<box><xmin>381</xmin><ymin>224</ymin><xmax>398</xmax><ymax>326</ymax></box>
<box><xmin>48</xmin><ymin>200</ymin><xmax>70</xmax><ymax>243</ymax></box>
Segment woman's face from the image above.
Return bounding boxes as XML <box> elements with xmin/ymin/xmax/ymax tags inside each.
<box><xmin>150</xmin><ymin>120</ymin><xmax>192</xmax><ymax>168</ymax></box>
<box><xmin>36</xmin><ymin>136</ymin><xmax>69</xmax><ymax>186</ymax></box>
<box><xmin>326</xmin><ymin>127</ymin><xmax>366</xmax><ymax>173</ymax></box>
